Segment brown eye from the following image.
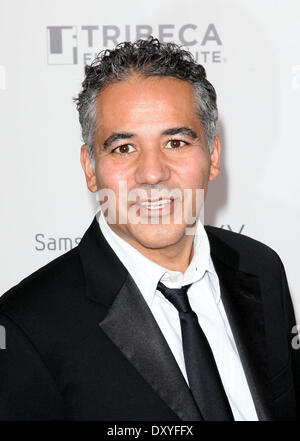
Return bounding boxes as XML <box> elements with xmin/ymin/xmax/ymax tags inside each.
<box><xmin>119</xmin><ymin>145</ymin><xmax>129</xmax><ymax>153</ymax></box>
<box><xmin>171</xmin><ymin>140</ymin><xmax>181</xmax><ymax>148</ymax></box>
<box><xmin>113</xmin><ymin>144</ymin><xmax>135</xmax><ymax>154</ymax></box>
<box><xmin>166</xmin><ymin>140</ymin><xmax>186</xmax><ymax>149</ymax></box>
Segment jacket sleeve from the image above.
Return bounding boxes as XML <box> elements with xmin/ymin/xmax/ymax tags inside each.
<box><xmin>279</xmin><ymin>257</ymin><xmax>300</xmax><ymax>420</ymax></box>
<box><xmin>0</xmin><ymin>312</ymin><xmax>65</xmax><ymax>420</ymax></box>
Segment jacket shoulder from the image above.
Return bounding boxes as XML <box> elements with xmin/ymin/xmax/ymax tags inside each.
<box><xmin>204</xmin><ymin>225</ymin><xmax>283</xmax><ymax>276</ymax></box>
<box><xmin>0</xmin><ymin>246</ymin><xmax>84</xmax><ymax>325</ymax></box>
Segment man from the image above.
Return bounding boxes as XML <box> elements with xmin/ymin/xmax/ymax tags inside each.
<box><xmin>0</xmin><ymin>37</ymin><xmax>299</xmax><ymax>421</ymax></box>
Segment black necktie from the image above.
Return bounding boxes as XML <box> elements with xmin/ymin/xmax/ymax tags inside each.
<box><xmin>156</xmin><ymin>280</ymin><xmax>234</xmax><ymax>421</ymax></box>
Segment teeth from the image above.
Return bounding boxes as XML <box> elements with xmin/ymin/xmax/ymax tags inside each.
<box><xmin>140</xmin><ymin>199</ymin><xmax>172</xmax><ymax>209</ymax></box>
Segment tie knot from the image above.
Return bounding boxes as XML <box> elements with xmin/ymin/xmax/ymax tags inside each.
<box><xmin>156</xmin><ymin>280</ymin><xmax>192</xmax><ymax>313</ymax></box>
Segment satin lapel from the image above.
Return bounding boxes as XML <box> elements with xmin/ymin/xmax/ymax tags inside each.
<box><xmin>206</xmin><ymin>229</ymin><xmax>275</xmax><ymax>420</ymax></box>
<box><xmin>99</xmin><ymin>272</ymin><xmax>203</xmax><ymax>421</ymax></box>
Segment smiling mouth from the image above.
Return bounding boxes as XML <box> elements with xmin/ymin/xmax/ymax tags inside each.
<box><xmin>138</xmin><ymin>198</ymin><xmax>174</xmax><ymax>209</ymax></box>
<box><xmin>134</xmin><ymin>198</ymin><xmax>176</xmax><ymax>217</ymax></box>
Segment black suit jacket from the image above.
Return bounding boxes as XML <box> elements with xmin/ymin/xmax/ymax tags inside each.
<box><xmin>0</xmin><ymin>216</ymin><xmax>299</xmax><ymax>420</ymax></box>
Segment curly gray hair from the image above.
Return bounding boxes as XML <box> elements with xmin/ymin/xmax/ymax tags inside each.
<box><xmin>74</xmin><ymin>37</ymin><xmax>218</xmax><ymax>168</ymax></box>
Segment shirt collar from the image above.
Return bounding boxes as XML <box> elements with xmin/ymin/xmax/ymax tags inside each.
<box><xmin>97</xmin><ymin>209</ymin><xmax>220</xmax><ymax>307</ymax></box>
<box><xmin>97</xmin><ymin>209</ymin><xmax>166</xmax><ymax>308</ymax></box>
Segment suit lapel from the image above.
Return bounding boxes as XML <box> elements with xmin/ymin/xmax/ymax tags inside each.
<box><xmin>79</xmin><ymin>216</ymin><xmax>202</xmax><ymax>421</ymax></box>
<box><xmin>99</xmin><ymin>272</ymin><xmax>202</xmax><ymax>421</ymax></box>
<box><xmin>206</xmin><ymin>228</ymin><xmax>276</xmax><ymax>421</ymax></box>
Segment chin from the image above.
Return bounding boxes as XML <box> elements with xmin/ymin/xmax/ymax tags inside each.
<box><xmin>129</xmin><ymin>223</ymin><xmax>187</xmax><ymax>250</ymax></box>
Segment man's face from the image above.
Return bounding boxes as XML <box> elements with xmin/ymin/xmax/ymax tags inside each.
<box><xmin>81</xmin><ymin>74</ymin><xmax>220</xmax><ymax>252</ymax></box>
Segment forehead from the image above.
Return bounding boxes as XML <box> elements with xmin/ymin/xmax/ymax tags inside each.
<box><xmin>96</xmin><ymin>75</ymin><xmax>199</xmax><ymax>132</ymax></box>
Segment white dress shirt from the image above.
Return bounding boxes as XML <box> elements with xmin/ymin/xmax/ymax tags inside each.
<box><xmin>97</xmin><ymin>209</ymin><xmax>258</xmax><ymax>421</ymax></box>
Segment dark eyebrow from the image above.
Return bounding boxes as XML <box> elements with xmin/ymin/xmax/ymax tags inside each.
<box><xmin>103</xmin><ymin>126</ymin><xmax>198</xmax><ymax>150</ymax></box>
<box><xmin>161</xmin><ymin>126</ymin><xmax>198</xmax><ymax>139</ymax></box>
<box><xmin>103</xmin><ymin>132</ymin><xmax>136</xmax><ymax>149</ymax></box>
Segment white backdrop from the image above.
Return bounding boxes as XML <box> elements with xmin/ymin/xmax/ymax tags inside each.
<box><xmin>0</xmin><ymin>0</ymin><xmax>299</xmax><ymax>321</ymax></box>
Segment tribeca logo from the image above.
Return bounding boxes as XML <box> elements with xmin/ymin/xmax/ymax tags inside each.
<box><xmin>47</xmin><ymin>24</ymin><xmax>223</xmax><ymax>66</ymax></box>
<box><xmin>47</xmin><ymin>26</ymin><xmax>78</xmax><ymax>65</ymax></box>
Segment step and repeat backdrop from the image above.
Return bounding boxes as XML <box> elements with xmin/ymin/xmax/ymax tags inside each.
<box><xmin>0</xmin><ymin>0</ymin><xmax>299</xmax><ymax>319</ymax></box>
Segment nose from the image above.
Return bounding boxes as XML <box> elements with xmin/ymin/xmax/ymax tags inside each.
<box><xmin>134</xmin><ymin>147</ymin><xmax>171</xmax><ymax>186</ymax></box>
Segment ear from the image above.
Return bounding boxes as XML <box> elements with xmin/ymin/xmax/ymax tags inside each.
<box><xmin>80</xmin><ymin>144</ymin><xmax>97</xmax><ymax>192</ymax></box>
<box><xmin>209</xmin><ymin>136</ymin><xmax>221</xmax><ymax>181</ymax></box>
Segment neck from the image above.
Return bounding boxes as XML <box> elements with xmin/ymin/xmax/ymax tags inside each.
<box><xmin>108</xmin><ymin>225</ymin><xmax>195</xmax><ymax>273</ymax></box>
<box><xmin>138</xmin><ymin>235</ymin><xmax>195</xmax><ymax>273</ymax></box>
